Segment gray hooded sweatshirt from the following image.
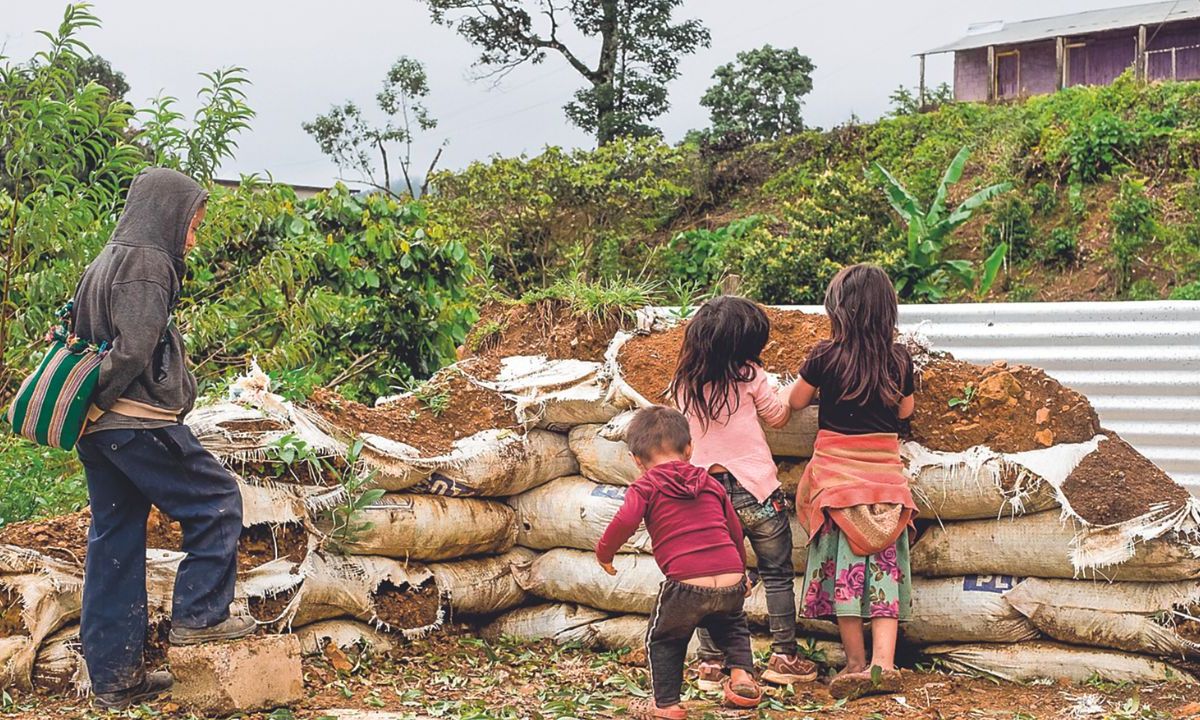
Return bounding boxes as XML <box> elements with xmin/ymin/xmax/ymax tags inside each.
<box><xmin>74</xmin><ymin>167</ymin><xmax>206</xmax><ymax>431</ymax></box>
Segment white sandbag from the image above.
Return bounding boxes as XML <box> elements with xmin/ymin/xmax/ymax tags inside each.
<box><xmin>341</xmin><ymin>494</ymin><xmax>517</xmax><ymax>561</ymax></box>
<box><xmin>482</xmin><ymin>603</ymin><xmax>611</xmax><ymax>644</ymax></box>
<box><xmin>429</xmin><ymin>548</ymin><xmax>537</xmax><ymax>616</ymax></box>
<box><xmin>911</xmin><ymin>511</ymin><xmax>1200</xmax><ymax>581</ymax></box>
<box><xmin>1006</xmin><ymin>578</ymin><xmax>1200</xmax><ymax>658</ymax></box>
<box><xmin>188</xmin><ymin>363</ymin><xmax>346</xmax><ymax>463</ymax></box>
<box><xmin>923</xmin><ymin>641</ymin><xmax>1196</xmax><ymax>684</ymax></box>
<box><xmin>294</xmin><ymin>619</ymin><xmax>398</xmax><ymax>657</ymax></box>
<box><xmin>508</xmin><ymin>476</ymin><xmax>650</xmax><ymax>553</ymax></box>
<box><xmin>0</xmin><ymin>635</ymin><xmax>36</xmax><ymax>691</ymax></box>
<box><xmin>762</xmin><ymin>406</ymin><xmax>818</xmax><ymax>458</ymax></box>
<box><xmin>568</xmin><ymin>425</ymin><xmax>639</xmax><ymax>487</ymax></box>
<box><xmin>0</xmin><ymin>572</ymin><xmax>81</xmax><ymax>644</ymax></box>
<box><xmin>412</xmin><ymin>429</ymin><xmax>578</xmax><ymax>497</ymax></box>
<box><xmin>516</xmin><ymin>549</ymin><xmax>663</xmax><ymax>614</ymax></box>
<box><xmin>289</xmin><ymin>553</ymin><xmax>444</xmax><ymax>637</ymax></box>
<box><xmin>31</xmin><ymin>624</ymin><xmax>85</xmax><ymax>694</ymax></box>
<box><xmin>465</xmin><ymin>356</ymin><xmax>621</xmax><ymax>430</ymax></box>
<box><xmin>903</xmin><ymin>575</ymin><xmax>1037</xmax><ymax>644</ymax></box>
<box><xmin>904</xmin><ymin>441</ymin><xmax>1080</xmax><ymax>521</ymax></box>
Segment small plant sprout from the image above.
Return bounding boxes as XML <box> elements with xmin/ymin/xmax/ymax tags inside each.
<box><xmin>325</xmin><ymin>438</ymin><xmax>385</xmax><ymax>551</ymax></box>
<box><xmin>948</xmin><ymin>384</ymin><xmax>978</xmax><ymax>411</ymax></box>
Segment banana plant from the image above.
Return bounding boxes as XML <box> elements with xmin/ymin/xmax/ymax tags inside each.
<box><xmin>874</xmin><ymin>146</ymin><xmax>1011</xmax><ymax>301</ymax></box>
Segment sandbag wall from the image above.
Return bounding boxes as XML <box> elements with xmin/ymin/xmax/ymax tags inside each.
<box><xmin>4</xmin><ymin>305</ymin><xmax>1200</xmax><ymax>694</ymax></box>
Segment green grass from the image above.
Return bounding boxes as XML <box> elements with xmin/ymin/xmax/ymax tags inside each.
<box><xmin>0</xmin><ymin>436</ymin><xmax>87</xmax><ymax>527</ymax></box>
<box><xmin>520</xmin><ymin>276</ymin><xmax>661</xmax><ymax>321</ymax></box>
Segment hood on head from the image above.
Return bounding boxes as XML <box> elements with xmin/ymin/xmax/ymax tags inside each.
<box><xmin>646</xmin><ymin>460</ymin><xmax>710</xmax><ymax>500</ymax></box>
<box><xmin>109</xmin><ymin>167</ymin><xmax>208</xmax><ymax>264</ymax></box>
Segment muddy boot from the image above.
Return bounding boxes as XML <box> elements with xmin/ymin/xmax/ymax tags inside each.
<box><xmin>93</xmin><ymin>671</ymin><xmax>173</xmax><ymax>709</ymax></box>
<box><xmin>169</xmin><ymin>615</ymin><xmax>257</xmax><ymax>646</ymax></box>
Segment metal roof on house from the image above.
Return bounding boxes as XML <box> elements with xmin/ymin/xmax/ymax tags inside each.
<box><xmin>925</xmin><ymin>0</ymin><xmax>1200</xmax><ymax>55</ymax></box>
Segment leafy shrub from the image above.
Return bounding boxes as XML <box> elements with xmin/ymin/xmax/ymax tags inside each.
<box><xmin>741</xmin><ymin>172</ymin><xmax>897</xmax><ymax>304</ymax></box>
<box><xmin>984</xmin><ymin>196</ymin><xmax>1035</xmax><ymax>261</ymax></box>
<box><xmin>1058</xmin><ymin>111</ymin><xmax>1141</xmax><ymax>183</ymax></box>
<box><xmin>0</xmin><ymin>438</ymin><xmax>85</xmax><ymax>527</ymax></box>
<box><xmin>1109</xmin><ymin>177</ymin><xmax>1157</xmax><ymax>293</ymax></box>
<box><xmin>186</xmin><ymin>182</ymin><xmax>476</xmax><ymax>401</ymax></box>
<box><xmin>429</xmin><ymin>138</ymin><xmax>696</xmax><ymax>293</ymax></box>
<box><xmin>1170</xmin><ymin>279</ymin><xmax>1200</xmax><ymax>300</ymax></box>
<box><xmin>1030</xmin><ymin>181</ymin><xmax>1058</xmax><ymax>215</ymax></box>
<box><xmin>1127</xmin><ymin>279</ymin><xmax>1161</xmax><ymax>301</ymax></box>
<box><xmin>1042</xmin><ymin>226</ymin><xmax>1079</xmax><ymax>268</ymax></box>
<box><xmin>664</xmin><ymin>215</ymin><xmax>765</xmax><ymax>290</ymax></box>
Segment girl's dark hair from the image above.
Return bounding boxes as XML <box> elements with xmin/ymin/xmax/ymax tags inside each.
<box><xmin>669</xmin><ymin>296</ymin><xmax>770</xmax><ymax>427</ymax></box>
<box><xmin>819</xmin><ymin>264</ymin><xmax>906</xmax><ymax>407</ymax></box>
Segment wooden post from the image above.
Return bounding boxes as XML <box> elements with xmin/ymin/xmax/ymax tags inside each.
<box><xmin>1055</xmin><ymin>36</ymin><xmax>1066</xmax><ymax>90</ymax></box>
<box><xmin>987</xmin><ymin>45</ymin><xmax>996</xmax><ymax>101</ymax></box>
<box><xmin>1137</xmin><ymin>25</ymin><xmax>1147</xmax><ymax>82</ymax></box>
<box><xmin>918</xmin><ymin>54</ymin><xmax>927</xmax><ymax>108</ymax></box>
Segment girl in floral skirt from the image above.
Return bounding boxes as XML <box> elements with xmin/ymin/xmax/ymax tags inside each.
<box><xmin>788</xmin><ymin>264</ymin><xmax>918</xmax><ymax>700</ymax></box>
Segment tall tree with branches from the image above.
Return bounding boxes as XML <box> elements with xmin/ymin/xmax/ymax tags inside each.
<box><xmin>418</xmin><ymin>0</ymin><xmax>709</xmax><ymax>145</ymax></box>
<box><xmin>303</xmin><ymin>57</ymin><xmax>442</xmax><ymax>197</ymax></box>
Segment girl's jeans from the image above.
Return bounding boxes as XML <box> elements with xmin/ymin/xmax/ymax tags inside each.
<box><xmin>697</xmin><ymin>472</ymin><xmax>799</xmax><ymax>660</ymax></box>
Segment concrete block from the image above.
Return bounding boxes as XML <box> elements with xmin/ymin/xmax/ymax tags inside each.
<box><xmin>167</xmin><ymin>634</ymin><xmax>303</xmax><ymax>715</ymax></box>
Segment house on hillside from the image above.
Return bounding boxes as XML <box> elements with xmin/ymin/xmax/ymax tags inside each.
<box><xmin>920</xmin><ymin>1</ymin><xmax>1200</xmax><ymax>102</ymax></box>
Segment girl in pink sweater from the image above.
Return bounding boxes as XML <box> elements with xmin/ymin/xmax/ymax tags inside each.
<box><xmin>669</xmin><ymin>296</ymin><xmax>817</xmax><ymax>689</ymax></box>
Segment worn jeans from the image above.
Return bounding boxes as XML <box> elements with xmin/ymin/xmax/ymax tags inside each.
<box><xmin>698</xmin><ymin>472</ymin><xmax>798</xmax><ymax>660</ymax></box>
<box><xmin>76</xmin><ymin>426</ymin><xmax>242</xmax><ymax>694</ymax></box>
<box><xmin>647</xmin><ymin>579</ymin><xmax>753</xmax><ymax>707</ymax></box>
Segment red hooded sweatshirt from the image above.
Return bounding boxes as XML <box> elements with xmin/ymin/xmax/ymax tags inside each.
<box><xmin>596</xmin><ymin>460</ymin><xmax>746</xmax><ymax>582</ymax></box>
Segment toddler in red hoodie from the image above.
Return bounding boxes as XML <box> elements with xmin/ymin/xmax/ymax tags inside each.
<box><xmin>596</xmin><ymin>406</ymin><xmax>762</xmax><ymax>719</ymax></box>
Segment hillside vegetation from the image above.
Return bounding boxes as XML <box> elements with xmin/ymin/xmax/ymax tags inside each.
<box><xmin>430</xmin><ymin>73</ymin><xmax>1200</xmax><ymax>304</ymax></box>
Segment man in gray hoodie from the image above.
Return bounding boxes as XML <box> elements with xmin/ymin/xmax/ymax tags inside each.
<box><xmin>73</xmin><ymin>167</ymin><xmax>255</xmax><ymax>709</ymax></box>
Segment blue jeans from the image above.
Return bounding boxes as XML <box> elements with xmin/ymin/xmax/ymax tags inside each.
<box><xmin>76</xmin><ymin>426</ymin><xmax>242</xmax><ymax>694</ymax></box>
<box><xmin>698</xmin><ymin>472</ymin><xmax>798</xmax><ymax>660</ymax></box>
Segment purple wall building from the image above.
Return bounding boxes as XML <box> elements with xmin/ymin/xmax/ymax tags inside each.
<box><xmin>923</xmin><ymin>2</ymin><xmax>1200</xmax><ymax>103</ymax></box>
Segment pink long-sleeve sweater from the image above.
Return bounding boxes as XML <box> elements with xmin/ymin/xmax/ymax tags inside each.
<box><xmin>683</xmin><ymin>366</ymin><xmax>791</xmax><ymax>503</ymax></box>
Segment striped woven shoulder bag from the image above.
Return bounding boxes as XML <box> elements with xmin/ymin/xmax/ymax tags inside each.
<box><xmin>5</xmin><ymin>302</ymin><xmax>109</xmax><ymax>451</ymax></box>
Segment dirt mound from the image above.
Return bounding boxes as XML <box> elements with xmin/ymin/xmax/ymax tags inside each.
<box><xmin>233</xmin><ymin>456</ymin><xmax>347</xmax><ymax>485</ymax></box>
<box><xmin>618</xmin><ymin>308</ymin><xmax>830</xmax><ymax>404</ymax></box>
<box><xmin>249</xmin><ymin>586</ymin><xmax>299</xmax><ymax>625</ymax></box>
<box><xmin>0</xmin><ymin>587</ymin><xmax>25</xmax><ymax>636</ymax></box>
<box><xmin>461</xmin><ymin>301</ymin><xmax>629</xmax><ymax>374</ymax></box>
<box><xmin>1</xmin><ymin>508</ymin><xmax>307</xmax><ymax>570</ymax></box>
<box><xmin>0</xmin><ymin>510</ymin><xmax>90</xmax><ymax>564</ymax></box>
<box><xmin>372</xmin><ymin>579</ymin><xmax>442</xmax><ymax>630</ymax></box>
<box><xmin>1060</xmin><ymin>437</ymin><xmax>1190</xmax><ymax>526</ymax></box>
<box><xmin>908</xmin><ymin>358</ymin><xmax>1100</xmax><ymax>453</ymax></box>
<box><xmin>309</xmin><ymin>369</ymin><xmax>519</xmax><ymax>455</ymax></box>
<box><xmin>147</xmin><ymin>508</ymin><xmax>309</xmax><ymax>568</ymax></box>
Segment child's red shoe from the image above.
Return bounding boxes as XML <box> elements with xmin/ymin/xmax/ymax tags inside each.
<box><xmin>722</xmin><ymin>676</ymin><xmax>763</xmax><ymax>708</ymax></box>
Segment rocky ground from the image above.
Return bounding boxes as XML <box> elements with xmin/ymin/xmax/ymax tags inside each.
<box><xmin>4</xmin><ymin>630</ymin><xmax>1200</xmax><ymax>719</ymax></box>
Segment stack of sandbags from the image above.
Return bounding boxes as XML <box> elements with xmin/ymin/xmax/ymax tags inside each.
<box><xmin>903</xmin><ymin>354</ymin><xmax>1200</xmax><ymax>684</ymax></box>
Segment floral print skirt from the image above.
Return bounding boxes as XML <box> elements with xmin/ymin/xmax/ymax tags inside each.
<box><xmin>800</xmin><ymin>516</ymin><xmax>911</xmax><ymax>621</ymax></box>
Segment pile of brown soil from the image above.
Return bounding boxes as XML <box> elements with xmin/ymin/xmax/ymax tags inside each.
<box><xmin>460</xmin><ymin>301</ymin><xmax>629</xmax><ymax>373</ymax></box>
<box><xmin>618</xmin><ymin>308</ymin><xmax>830</xmax><ymax>404</ymax></box>
<box><xmin>372</xmin><ymin>579</ymin><xmax>442</xmax><ymax>630</ymax></box>
<box><xmin>218</xmin><ymin>417</ymin><xmax>290</xmax><ymax>434</ymax></box>
<box><xmin>909</xmin><ymin>358</ymin><xmax>1100</xmax><ymax>453</ymax></box>
<box><xmin>0</xmin><ymin>511</ymin><xmax>90</xmax><ymax>564</ymax></box>
<box><xmin>248</xmin><ymin>587</ymin><xmax>298</xmax><ymax>625</ymax></box>
<box><xmin>309</xmin><ymin>370</ymin><xmax>519</xmax><ymax>455</ymax></box>
<box><xmin>234</xmin><ymin>456</ymin><xmax>346</xmax><ymax>485</ymax></box>
<box><xmin>146</xmin><ymin>509</ymin><xmax>309</xmax><ymax>568</ymax></box>
<box><xmin>1060</xmin><ymin>437</ymin><xmax>1190</xmax><ymax>526</ymax></box>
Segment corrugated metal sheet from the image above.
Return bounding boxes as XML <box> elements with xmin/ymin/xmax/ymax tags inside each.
<box><xmin>925</xmin><ymin>1</ymin><xmax>1200</xmax><ymax>55</ymax></box>
<box><xmin>772</xmin><ymin>301</ymin><xmax>1200</xmax><ymax>494</ymax></box>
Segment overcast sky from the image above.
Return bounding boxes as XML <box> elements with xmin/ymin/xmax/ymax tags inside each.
<box><xmin>3</xmin><ymin>0</ymin><xmax>1152</xmax><ymax>187</ymax></box>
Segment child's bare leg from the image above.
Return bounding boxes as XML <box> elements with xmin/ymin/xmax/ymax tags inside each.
<box><xmin>868</xmin><ymin>618</ymin><xmax>898</xmax><ymax>671</ymax></box>
<box><xmin>836</xmin><ymin>617</ymin><xmax>868</xmax><ymax>674</ymax></box>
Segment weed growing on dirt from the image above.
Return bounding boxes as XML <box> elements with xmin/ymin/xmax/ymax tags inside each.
<box><xmin>319</xmin><ymin>439</ymin><xmax>385</xmax><ymax>552</ymax></box>
<box><xmin>522</xmin><ymin>276</ymin><xmax>661</xmax><ymax>322</ymax></box>
<box><xmin>948</xmin><ymin>384</ymin><xmax>978</xmax><ymax>411</ymax></box>
<box><xmin>0</xmin><ymin>437</ymin><xmax>86</xmax><ymax>528</ymax></box>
